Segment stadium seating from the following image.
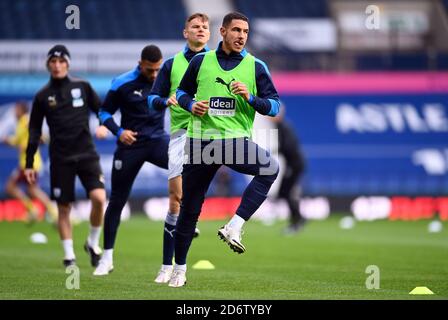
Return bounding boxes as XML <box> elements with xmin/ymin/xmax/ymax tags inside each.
<box><xmin>234</xmin><ymin>0</ymin><xmax>328</xmax><ymax>18</ymax></box>
<box><xmin>356</xmin><ymin>53</ymin><xmax>448</xmax><ymax>71</ymax></box>
<box><xmin>0</xmin><ymin>0</ymin><xmax>186</xmax><ymax>39</ymax></box>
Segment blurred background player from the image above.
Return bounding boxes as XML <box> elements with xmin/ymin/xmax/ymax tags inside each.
<box><xmin>25</xmin><ymin>45</ymin><xmax>106</xmax><ymax>268</ymax></box>
<box><xmin>147</xmin><ymin>13</ymin><xmax>210</xmax><ymax>283</ymax></box>
<box><xmin>171</xmin><ymin>12</ymin><xmax>280</xmax><ymax>287</ymax></box>
<box><xmin>1</xmin><ymin>101</ymin><xmax>57</xmax><ymax>223</ymax></box>
<box><xmin>93</xmin><ymin>45</ymin><xmax>168</xmax><ymax>276</ymax></box>
<box><xmin>271</xmin><ymin>103</ymin><xmax>307</xmax><ymax>234</ymax></box>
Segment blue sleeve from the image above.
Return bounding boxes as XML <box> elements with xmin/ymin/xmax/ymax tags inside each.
<box><xmin>99</xmin><ymin>88</ymin><xmax>122</xmax><ymax>136</ymax></box>
<box><xmin>148</xmin><ymin>58</ymin><xmax>173</xmax><ymax>111</ymax></box>
<box><xmin>176</xmin><ymin>54</ymin><xmax>205</xmax><ymax>112</ymax></box>
<box><xmin>249</xmin><ymin>59</ymin><xmax>280</xmax><ymax>116</ymax></box>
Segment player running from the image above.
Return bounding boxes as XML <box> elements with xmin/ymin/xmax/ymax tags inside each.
<box><xmin>147</xmin><ymin>13</ymin><xmax>210</xmax><ymax>283</ymax></box>
<box><xmin>93</xmin><ymin>45</ymin><xmax>168</xmax><ymax>276</ymax></box>
<box><xmin>169</xmin><ymin>12</ymin><xmax>280</xmax><ymax>287</ymax></box>
<box><xmin>25</xmin><ymin>45</ymin><xmax>106</xmax><ymax>268</ymax></box>
<box><xmin>2</xmin><ymin>101</ymin><xmax>57</xmax><ymax>223</ymax></box>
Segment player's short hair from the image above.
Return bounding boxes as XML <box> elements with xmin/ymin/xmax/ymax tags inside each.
<box><xmin>222</xmin><ymin>12</ymin><xmax>249</xmax><ymax>28</ymax></box>
<box><xmin>185</xmin><ymin>13</ymin><xmax>209</xmax><ymax>28</ymax></box>
<box><xmin>140</xmin><ymin>45</ymin><xmax>162</xmax><ymax>62</ymax></box>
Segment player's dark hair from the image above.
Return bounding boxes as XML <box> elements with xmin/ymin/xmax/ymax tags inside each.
<box><xmin>222</xmin><ymin>12</ymin><xmax>249</xmax><ymax>28</ymax></box>
<box><xmin>141</xmin><ymin>45</ymin><xmax>162</xmax><ymax>62</ymax></box>
<box><xmin>185</xmin><ymin>13</ymin><xmax>209</xmax><ymax>28</ymax></box>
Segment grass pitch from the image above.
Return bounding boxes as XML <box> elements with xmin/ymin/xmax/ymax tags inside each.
<box><xmin>0</xmin><ymin>215</ymin><xmax>447</xmax><ymax>299</ymax></box>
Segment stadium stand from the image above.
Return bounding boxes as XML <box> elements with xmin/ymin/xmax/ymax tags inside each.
<box><xmin>233</xmin><ymin>0</ymin><xmax>328</xmax><ymax>18</ymax></box>
<box><xmin>0</xmin><ymin>0</ymin><xmax>186</xmax><ymax>39</ymax></box>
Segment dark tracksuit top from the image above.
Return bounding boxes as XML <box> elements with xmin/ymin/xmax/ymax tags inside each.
<box><xmin>26</xmin><ymin>76</ymin><xmax>101</xmax><ymax>168</ymax></box>
<box><xmin>147</xmin><ymin>44</ymin><xmax>209</xmax><ymax>112</ymax></box>
<box><xmin>99</xmin><ymin>66</ymin><xmax>167</xmax><ymax>148</ymax></box>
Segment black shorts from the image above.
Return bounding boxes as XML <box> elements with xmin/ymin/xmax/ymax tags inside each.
<box><xmin>50</xmin><ymin>157</ymin><xmax>105</xmax><ymax>203</ymax></box>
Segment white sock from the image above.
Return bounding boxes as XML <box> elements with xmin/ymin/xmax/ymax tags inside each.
<box><xmin>165</xmin><ymin>212</ymin><xmax>178</xmax><ymax>226</ymax></box>
<box><xmin>103</xmin><ymin>249</ymin><xmax>113</xmax><ymax>263</ymax></box>
<box><xmin>62</xmin><ymin>239</ymin><xmax>75</xmax><ymax>260</ymax></box>
<box><xmin>228</xmin><ymin>214</ymin><xmax>245</xmax><ymax>230</ymax></box>
<box><xmin>162</xmin><ymin>264</ymin><xmax>173</xmax><ymax>271</ymax></box>
<box><xmin>174</xmin><ymin>263</ymin><xmax>187</xmax><ymax>272</ymax></box>
<box><xmin>88</xmin><ymin>226</ymin><xmax>101</xmax><ymax>248</ymax></box>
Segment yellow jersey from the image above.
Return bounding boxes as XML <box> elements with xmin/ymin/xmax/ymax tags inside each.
<box><xmin>7</xmin><ymin>114</ymin><xmax>43</xmax><ymax>171</ymax></box>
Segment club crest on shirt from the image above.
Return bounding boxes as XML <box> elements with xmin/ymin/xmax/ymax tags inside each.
<box><xmin>71</xmin><ymin>88</ymin><xmax>81</xmax><ymax>99</ymax></box>
<box><xmin>48</xmin><ymin>95</ymin><xmax>57</xmax><ymax>107</ymax></box>
<box><xmin>71</xmin><ymin>88</ymin><xmax>84</xmax><ymax>107</ymax></box>
<box><xmin>114</xmin><ymin>160</ymin><xmax>122</xmax><ymax>170</ymax></box>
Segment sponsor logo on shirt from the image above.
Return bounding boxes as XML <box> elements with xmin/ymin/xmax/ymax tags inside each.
<box><xmin>209</xmin><ymin>97</ymin><xmax>236</xmax><ymax>117</ymax></box>
<box><xmin>48</xmin><ymin>95</ymin><xmax>57</xmax><ymax>107</ymax></box>
<box><xmin>133</xmin><ymin>89</ymin><xmax>143</xmax><ymax>97</ymax></box>
<box><xmin>215</xmin><ymin>77</ymin><xmax>235</xmax><ymax>94</ymax></box>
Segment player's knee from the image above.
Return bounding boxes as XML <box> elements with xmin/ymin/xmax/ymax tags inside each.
<box><xmin>90</xmin><ymin>188</ymin><xmax>106</xmax><ymax>206</ymax></box>
<box><xmin>57</xmin><ymin>202</ymin><xmax>71</xmax><ymax>216</ymax></box>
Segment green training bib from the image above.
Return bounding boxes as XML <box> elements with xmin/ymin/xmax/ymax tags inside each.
<box><xmin>169</xmin><ymin>51</ymin><xmax>192</xmax><ymax>134</ymax></box>
<box><xmin>187</xmin><ymin>50</ymin><xmax>257</xmax><ymax>139</ymax></box>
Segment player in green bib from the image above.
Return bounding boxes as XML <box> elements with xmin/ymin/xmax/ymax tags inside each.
<box><xmin>147</xmin><ymin>13</ymin><xmax>210</xmax><ymax>284</ymax></box>
<box><xmin>169</xmin><ymin>12</ymin><xmax>280</xmax><ymax>287</ymax></box>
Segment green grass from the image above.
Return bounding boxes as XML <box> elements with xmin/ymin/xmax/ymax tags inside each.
<box><xmin>0</xmin><ymin>215</ymin><xmax>447</xmax><ymax>299</ymax></box>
